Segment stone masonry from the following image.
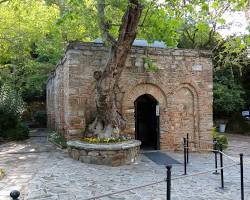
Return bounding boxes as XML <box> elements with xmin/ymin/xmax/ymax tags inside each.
<box><xmin>67</xmin><ymin>140</ymin><xmax>141</xmax><ymax>166</ymax></box>
<box><xmin>46</xmin><ymin>41</ymin><xmax>213</xmax><ymax>151</ymax></box>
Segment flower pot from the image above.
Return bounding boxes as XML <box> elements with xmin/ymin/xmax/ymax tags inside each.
<box><xmin>219</xmin><ymin>123</ymin><xmax>226</xmax><ymax>133</ymax></box>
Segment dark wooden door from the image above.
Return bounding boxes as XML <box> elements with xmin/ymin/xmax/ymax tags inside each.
<box><xmin>135</xmin><ymin>94</ymin><xmax>159</xmax><ymax>150</ymax></box>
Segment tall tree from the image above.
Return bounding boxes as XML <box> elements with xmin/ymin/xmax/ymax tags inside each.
<box><xmin>88</xmin><ymin>0</ymin><xmax>143</xmax><ymax>137</ymax></box>
<box><xmin>84</xmin><ymin>0</ymin><xmax>248</xmax><ymax>137</ymax></box>
<box><xmin>0</xmin><ymin>0</ymin><xmax>248</xmax><ymax>137</ymax></box>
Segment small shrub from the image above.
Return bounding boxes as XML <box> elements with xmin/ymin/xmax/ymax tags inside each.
<box><xmin>212</xmin><ymin>127</ymin><xmax>228</xmax><ymax>150</ymax></box>
<box><xmin>226</xmin><ymin>113</ymin><xmax>250</xmax><ymax>134</ymax></box>
<box><xmin>48</xmin><ymin>131</ymin><xmax>67</xmax><ymax>148</ymax></box>
<box><xmin>0</xmin><ymin>86</ymin><xmax>29</xmax><ymax>140</ymax></box>
<box><xmin>3</xmin><ymin>123</ymin><xmax>29</xmax><ymax>140</ymax></box>
<box><xmin>144</xmin><ymin>57</ymin><xmax>159</xmax><ymax>72</ymax></box>
<box><xmin>0</xmin><ymin>108</ymin><xmax>19</xmax><ymax>130</ymax></box>
<box><xmin>33</xmin><ymin>111</ymin><xmax>47</xmax><ymax>127</ymax></box>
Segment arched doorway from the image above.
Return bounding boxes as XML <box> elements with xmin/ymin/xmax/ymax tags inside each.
<box><xmin>134</xmin><ymin>94</ymin><xmax>160</xmax><ymax>150</ymax></box>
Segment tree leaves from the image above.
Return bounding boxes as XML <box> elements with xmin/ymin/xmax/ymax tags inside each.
<box><xmin>0</xmin><ymin>0</ymin><xmax>249</xmax><ymax>106</ymax></box>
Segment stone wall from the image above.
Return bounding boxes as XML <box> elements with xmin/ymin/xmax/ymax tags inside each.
<box><xmin>47</xmin><ymin>42</ymin><xmax>213</xmax><ymax>150</ymax></box>
<box><xmin>67</xmin><ymin>140</ymin><xmax>141</xmax><ymax>166</ymax></box>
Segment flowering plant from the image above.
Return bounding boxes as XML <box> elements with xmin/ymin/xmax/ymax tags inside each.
<box><xmin>81</xmin><ymin>137</ymin><xmax>128</xmax><ymax>144</ymax></box>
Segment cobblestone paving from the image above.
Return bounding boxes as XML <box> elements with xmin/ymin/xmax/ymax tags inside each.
<box><xmin>0</xmin><ymin>130</ymin><xmax>250</xmax><ymax>200</ymax></box>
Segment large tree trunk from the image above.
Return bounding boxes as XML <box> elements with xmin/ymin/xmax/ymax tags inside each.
<box><xmin>87</xmin><ymin>0</ymin><xmax>143</xmax><ymax>138</ymax></box>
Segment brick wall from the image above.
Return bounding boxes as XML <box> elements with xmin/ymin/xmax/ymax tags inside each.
<box><xmin>47</xmin><ymin>42</ymin><xmax>213</xmax><ymax>150</ymax></box>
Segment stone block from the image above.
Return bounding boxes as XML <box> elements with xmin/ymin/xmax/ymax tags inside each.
<box><xmin>82</xmin><ymin>50</ymin><xmax>93</xmax><ymax>56</ymax></box>
<box><xmin>80</xmin><ymin>150</ymin><xmax>87</xmax><ymax>156</ymax></box>
<box><xmin>69</xmin><ymin>88</ymin><xmax>78</xmax><ymax>95</ymax></box>
<box><xmin>192</xmin><ymin>64</ymin><xmax>203</xmax><ymax>71</ymax></box>
<box><xmin>71</xmin><ymin>149</ymin><xmax>80</xmax><ymax>160</ymax></box>
<box><xmin>101</xmin><ymin>157</ymin><xmax>112</xmax><ymax>165</ymax></box>
<box><xmin>88</xmin><ymin>151</ymin><xmax>99</xmax><ymax>157</ymax></box>
<box><xmin>184</xmin><ymin>51</ymin><xmax>198</xmax><ymax>57</ymax></box>
<box><xmin>68</xmin><ymin>59</ymin><xmax>80</xmax><ymax>65</ymax></box>
<box><xmin>172</xmin><ymin>50</ymin><xmax>184</xmax><ymax>56</ymax></box>
<box><xmin>80</xmin><ymin>156</ymin><xmax>91</xmax><ymax>164</ymax></box>
<box><xmin>90</xmin><ymin>156</ymin><xmax>106</xmax><ymax>165</ymax></box>
<box><xmin>99</xmin><ymin>150</ymin><xmax>115</xmax><ymax>156</ymax></box>
<box><xmin>69</xmin><ymin>117</ymin><xmax>82</xmax><ymax>126</ymax></box>
<box><xmin>175</xmin><ymin>56</ymin><xmax>183</xmax><ymax>61</ymax></box>
<box><xmin>67</xmin><ymin>147</ymin><xmax>72</xmax><ymax>155</ymax></box>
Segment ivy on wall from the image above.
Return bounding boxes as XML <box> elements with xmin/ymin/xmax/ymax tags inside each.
<box><xmin>144</xmin><ymin>56</ymin><xmax>159</xmax><ymax>72</ymax></box>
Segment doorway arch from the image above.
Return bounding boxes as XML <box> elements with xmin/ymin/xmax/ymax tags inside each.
<box><xmin>134</xmin><ymin>94</ymin><xmax>160</xmax><ymax>150</ymax></box>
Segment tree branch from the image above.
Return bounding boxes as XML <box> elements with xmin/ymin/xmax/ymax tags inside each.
<box><xmin>184</xmin><ymin>29</ymin><xmax>196</xmax><ymax>47</ymax></box>
<box><xmin>117</xmin><ymin>0</ymin><xmax>143</xmax><ymax>46</ymax></box>
<box><xmin>0</xmin><ymin>0</ymin><xmax>9</xmax><ymax>4</ymax></box>
<box><xmin>93</xmin><ymin>0</ymin><xmax>143</xmax><ymax>130</ymax></box>
<box><xmin>203</xmin><ymin>23</ymin><xmax>217</xmax><ymax>48</ymax></box>
<box><xmin>139</xmin><ymin>0</ymin><xmax>155</xmax><ymax>27</ymax></box>
<box><xmin>96</xmin><ymin>0</ymin><xmax>116</xmax><ymax>45</ymax></box>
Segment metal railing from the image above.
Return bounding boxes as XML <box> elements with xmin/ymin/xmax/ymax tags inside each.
<box><xmin>182</xmin><ymin>136</ymin><xmax>245</xmax><ymax>200</ymax></box>
<box><xmin>9</xmin><ymin>137</ymin><xmax>246</xmax><ymax>200</ymax></box>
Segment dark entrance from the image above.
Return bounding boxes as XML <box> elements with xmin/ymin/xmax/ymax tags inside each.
<box><xmin>135</xmin><ymin>94</ymin><xmax>159</xmax><ymax>150</ymax></box>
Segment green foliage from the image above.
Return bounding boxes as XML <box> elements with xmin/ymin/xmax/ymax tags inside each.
<box><xmin>3</xmin><ymin>123</ymin><xmax>29</xmax><ymax>140</ymax></box>
<box><xmin>0</xmin><ymin>0</ymin><xmax>60</xmax><ymax>62</ymax></box>
<box><xmin>213</xmin><ymin>37</ymin><xmax>250</xmax><ymax>116</ymax></box>
<box><xmin>226</xmin><ymin>113</ymin><xmax>250</xmax><ymax>134</ymax></box>
<box><xmin>20</xmin><ymin>61</ymin><xmax>53</xmax><ymax>102</ymax></box>
<box><xmin>0</xmin><ymin>85</ymin><xmax>29</xmax><ymax>140</ymax></box>
<box><xmin>0</xmin><ymin>85</ymin><xmax>25</xmax><ymax>115</ymax></box>
<box><xmin>48</xmin><ymin>131</ymin><xmax>67</xmax><ymax>148</ymax></box>
<box><xmin>144</xmin><ymin>57</ymin><xmax>159</xmax><ymax>72</ymax></box>
<box><xmin>33</xmin><ymin>111</ymin><xmax>47</xmax><ymax>127</ymax></box>
<box><xmin>242</xmin><ymin>65</ymin><xmax>250</xmax><ymax>107</ymax></box>
<box><xmin>176</xmin><ymin>0</ymin><xmax>248</xmax><ymax>49</ymax></box>
<box><xmin>213</xmin><ymin>37</ymin><xmax>249</xmax><ymax>75</ymax></box>
<box><xmin>174</xmin><ymin>3</ymin><xmax>250</xmax><ymax>117</ymax></box>
<box><xmin>0</xmin><ymin>0</ymin><xmax>248</xmax><ymax>120</ymax></box>
<box><xmin>212</xmin><ymin>127</ymin><xmax>228</xmax><ymax>150</ymax></box>
<box><xmin>213</xmin><ymin>77</ymin><xmax>245</xmax><ymax>116</ymax></box>
<box><xmin>177</xmin><ymin>24</ymin><xmax>219</xmax><ymax>49</ymax></box>
<box><xmin>0</xmin><ymin>108</ymin><xmax>19</xmax><ymax>131</ymax></box>
<box><xmin>139</xmin><ymin>5</ymin><xmax>184</xmax><ymax>47</ymax></box>
<box><xmin>0</xmin><ymin>0</ymin><xmax>63</xmax><ymax>101</ymax></box>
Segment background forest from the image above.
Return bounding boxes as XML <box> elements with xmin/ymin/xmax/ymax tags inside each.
<box><xmin>0</xmin><ymin>0</ymin><xmax>250</xmax><ymax>140</ymax></box>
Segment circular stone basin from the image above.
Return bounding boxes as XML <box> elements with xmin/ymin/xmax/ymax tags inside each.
<box><xmin>67</xmin><ymin>140</ymin><xmax>141</xmax><ymax>167</ymax></box>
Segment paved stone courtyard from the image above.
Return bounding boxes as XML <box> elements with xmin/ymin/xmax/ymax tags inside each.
<box><xmin>0</xmin><ymin>129</ymin><xmax>250</xmax><ymax>200</ymax></box>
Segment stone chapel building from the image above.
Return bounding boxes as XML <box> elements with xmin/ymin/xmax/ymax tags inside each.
<box><xmin>47</xmin><ymin>40</ymin><xmax>213</xmax><ymax>151</ymax></box>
